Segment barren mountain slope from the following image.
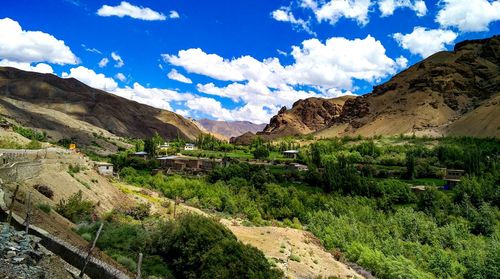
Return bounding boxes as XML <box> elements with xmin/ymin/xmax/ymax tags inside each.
<box><xmin>317</xmin><ymin>36</ymin><xmax>500</xmax><ymax>138</ymax></box>
<box><xmin>258</xmin><ymin>96</ymin><xmax>355</xmax><ymax>137</ymax></box>
<box><xmin>0</xmin><ymin>67</ymin><xmax>204</xmax><ymax>147</ymax></box>
<box><xmin>198</xmin><ymin>118</ymin><xmax>266</xmax><ymax>138</ymax></box>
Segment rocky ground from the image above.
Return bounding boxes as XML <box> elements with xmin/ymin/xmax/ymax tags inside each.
<box><xmin>0</xmin><ymin>222</ymin><xmax>86</xmax><ymax>279</ymax></box>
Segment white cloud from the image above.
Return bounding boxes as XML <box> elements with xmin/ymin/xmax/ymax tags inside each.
<box><xmin>436</xmin><ymin>0</ymin><xmax>500</xmax><ymax>32</ymax></box>
<box><xmin>163</xmin><ymin>35</ymin><xmax>403</xmax><ymax>122</ymax></box>
<box><xmin>111</xmin><ymin>52</ymin><xmax>124</xmax><ymax>68</ymax></box>
<box><xmin>115</xmin><ymin>72</ymin><xmax>126</xmax><ymax>82</ymax></box>
<box><xmin>98</xmin><ymin>57</ymin><xmax>109</xmax><ymax>68</ymax></box>
<box><xmin>165</xmin><ymin>35</ymin><xmax>401</xmax><ymax>91</ymax></box>
<box><xmin>112</xmin><ymin>82</ymin><xmax>194</xmax><ymax>111</ymax></box>
<box><xmin>271</xmin><ymin>7</ymin><xmax>315</xmax><ymax>35</ymax></box>
<box><xmin>0</xmin><ymin>18</ymin><xmax>78</xmax><ymax>65</ymax></box>
<box><xmin>97</xmin><ymin>1</ymin><xmax>166</xmax><ymax>21</ymax></box>
<box><xmin>395</xmin><ymin>55</ymin><xmax>408</xmax><ymax>69</ymax></box>
<box><xmin>0</xmin><ymin>59</ymin><xmax>53</xmax><ymax>74</ymax></box>
<box><xmin>169</xmin><ymin>10</ymin><xmax>180</xmax><ymax>19</ymax></box>
<box><xmin>301</xmin><ymin>0</ymin><xmax>372</xmax><ymax>26</ymax></box>
<box><xmin>167</xmin><ymin>69</ymin><xmax>192</xmax><ymax>84</ymax></box>
<box><xmin>393</xmin><ymin>27</ymin><xmax>457</xmax><ymax>58</ymax></box>
<box><xmin>62</xmin><ymin>66</ymin><xmax>118</xmax><ymax>91</ymax></box>
<box><xmin>378</xmin><ymin>0</ymin><xmax>427</xmax><ymax>17</ymax></box>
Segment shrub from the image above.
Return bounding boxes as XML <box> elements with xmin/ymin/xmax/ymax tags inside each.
<box><xmin>33</xmin><ymin>184</ymin><xmax>54</xmax><ymax>199</ymax></box>
<box><xmin>68</xmin><ymin>164</ymin><xmax>83</xmax><ymax>174</ymax></box>
<box><xmin>36</xmin><ymin>203</ymin><xmax>51</xmax><ymax>214</ymax></box>
<box><xmin>115</xmin><ymin>255</ymin><xmax>137</xmax><ymax>272</ymax></box>
<box><xmin>122</xmin><ymin>203</ymin><xmax>150</xmax><ymax>220</ymax></box>
<box><xmin>55</xmin><ymin>190</ymin><xmax>94</xmax><ymax>223</ymax></box>
<box><xmin>289</xmin><ymin>254</ymin><xmax>301</xmax><ymax>262</ymax></box>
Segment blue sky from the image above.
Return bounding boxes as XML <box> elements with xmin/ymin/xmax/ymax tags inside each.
<box><xmin>0</xmin><ymin>0</ymin><xmax>499</xmax><ymax>123</ymax></box>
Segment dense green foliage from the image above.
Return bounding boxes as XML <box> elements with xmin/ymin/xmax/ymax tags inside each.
<box><xmin>119</xmin><ymin>136</ymin><xmax>499</xmax><ymax>279</ymax></box>
<box><xmin>76</xmin><ymin>214</ymin><xmax>282</xmax><ymax>278</ymax></box>
<box><xmin>12</xmin><ymin>125</ymin><xmax>47</xmax><ymax>141</ymax></box>
<box><xmin>56</xmin><ymin>190</ymin><xmax>95</xmax><ymax>223</ymax></box>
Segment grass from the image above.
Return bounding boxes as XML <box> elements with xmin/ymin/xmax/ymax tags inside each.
<box><xmin>289</xmin><ymin>254</ymin><xmax>301</xmax><ymax>262</ymax></box>
<box><xmin>402</xmin><ymin>178</ymin><xmax>446</xmax><ymax>186</ymax></box>
<box><xmin>36</xmin><ymin>203</ymin><xmax>52</xmax><ymax>214</ymax></box>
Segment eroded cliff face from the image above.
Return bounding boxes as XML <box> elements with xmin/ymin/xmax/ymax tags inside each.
<box><xmin>259</xmin><ymin>96</ymin><xmax>355</xmax><ymax>137</ymax></box>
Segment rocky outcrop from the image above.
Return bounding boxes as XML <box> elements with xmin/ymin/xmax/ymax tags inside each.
<box><xmin>257</xmin><ymin>96</ymin><xmax>355</xmax><ymax>138</ymax></box>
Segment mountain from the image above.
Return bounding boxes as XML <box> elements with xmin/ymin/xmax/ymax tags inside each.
<box><xmin>236</xmin><ymin>35</ymin><xmax>499</xmax><ymax>142</ymax></box>
<box><xmin>0</xmin><ymin>67</ymin><xmax>204</xmax><ymax>151</ymax></box>
<box><xmin>258</xmin><ymin>96</ymin><xmax>355</xmax><ymax>137</ymax></box>
<box><xmin>318</xmin><ymin>35</ymin><xmax>500</xmax><ymax>138</ymax></box>
<box><xmin>197</xmin><ymin>118</ymin><xmax>266</xmax><ymax>138</ymax></box>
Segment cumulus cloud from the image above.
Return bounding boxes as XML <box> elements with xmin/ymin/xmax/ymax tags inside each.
<box><xmin>0</xmin><ymin>18</ymin><xmax>78</xmax><ymax>65</ymax></box>
<box><xmin>301</xmin><ymin>0</ymin><xmax>372</xmax><ymax>26</ymax></box>
<box><xmin>97</xmin><ymin>1</ymin><xmax>166</xmax><ymax>21</ymax></box>
<box><xmin>436</xmin><ymin>0</ymin><xmax>500</xmax><ymax>32</ymax></box>
<box><xmin>62</xmin><ymin>66</ymin><xmax>118</xmax><ymax>91</ymax></box>
<box><xmin>165</xmin><ymin>35</ymin><xmax>401</xmax><ymax>90</ymax></box>
<box><xmin>115</xmin><ymin>72</ymin><xmax>126</xmax><ymax>82</ymax></box>
<box><xmin>163</xmin><ymin>35</ymin><xmax>403</xmax><ymax>123</ymax></box>
<box><xmin>393</xmin><ymin>27</ymin><xmax>457</xmax><ymax>58</ymax></box>
<box><xmin>112</xmin><ymin>82</ymin><xmax>194</xmax><ymax>111</ymax></box>
<box><xmin>0</xmin><ymin>59</ymin><xmax>53</xmax><ymax>74</ymax></box>
<box><xmin>111</xmin><ymin>52</ymin><xmax>124</xmax><ymax>68</ymax></box>
<box><xmin>379</xmin><ymin>0</ymin><xmax>427</xmax><ymax>17</ymax></box>
<box><xmin>98</xmin><ymin>57</ymin><xmax>109</xmax><ymax>68</ymax></box>
<box><xmin>169</xmin><ymin>11</ymin><xmax>180</xmax><ymax>19</ymax></box>
<box><xmin>271</xmin><ymin>7</ymin><xmax>315</xmax><ymax>35</ymax></box>
<box><xmin>167</xmin><ymin>69</ymin><xmax>192</xmax><ymax>84</ymax></box>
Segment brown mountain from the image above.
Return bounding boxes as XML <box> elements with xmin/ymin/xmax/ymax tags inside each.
<box><xmin>197</xmin><ymin>118</ymin><xmax>266</xmax><ymax>139</ymax></box>
<box><xmin>237</xmin><ymin>35</ymin><xmax>499</xmax><ymax>142</ymax></box>
<box><xmin>258</xmin><ymin>96</ymin><xmax>355</xmax><ymax>138</ymax></box>
<box><xmin>0</xmin><ymin>67</ymin><xmax>204</xmax><ymax>151</ymax></box>
<box><xmin>317</xmin><ymin>35</ymin><xmax>500</xmax><ymax>138</ymax></box>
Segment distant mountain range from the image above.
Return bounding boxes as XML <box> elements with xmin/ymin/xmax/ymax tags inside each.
<box><xmin>0</xmin><ymin>67</ymin><xmax>204</xmax><ymax>153</ymax></box>
<box><xmin>197</xmin><ymin>118</ymin><xmax>266</xmax><ymax>139</ymax></box>
<box><xmin>233</xmin><ymin>35</ymin><xmax>500</xmax><ymax>143</ymax></box>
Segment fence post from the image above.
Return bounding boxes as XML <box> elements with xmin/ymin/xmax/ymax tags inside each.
<box><xmin>79</xmin><ymin>222</ymin><xmax>104</xmax><ymax>278</ymax></box>
<box><xmin>7</xmin><ymin>184</ymin><xmax>19</xmax><ymax>225</ymax></box>
<box><xmin>24</xmin><ymin>191</ymin><xmax>31</xmax><ymax>234</ymax></box>
<box><xmin>136</xmin><ymin>252</ymin><xmax>143</xmax><ymax>279</ymax></box>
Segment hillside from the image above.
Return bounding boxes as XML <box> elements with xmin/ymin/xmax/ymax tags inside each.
<box><xmin>0</xmin><ymin>67</ymin><xmax>204</xmax><ymax>151</ymax></box>
<box><xmin>198</xmin><ymin>118</ymin><xmax>266</xmax><ymax>138</ymax></box>
<box><xmin>319</xmin><ymin>36</ymin><xmax>500</xmax><ymax>138</ymax></box>
<box><xmin>239</xmin><ymin>35</ymin><xmax>499</xmax><ymax>141</ymax></box>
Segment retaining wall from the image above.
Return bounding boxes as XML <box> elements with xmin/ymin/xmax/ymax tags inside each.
<box><xmin>0</xmin><ymin>188</ymin><xmax>130</xmax><ymax>279</ymax></box>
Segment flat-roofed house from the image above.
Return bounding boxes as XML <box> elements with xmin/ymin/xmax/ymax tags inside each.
<box><xmin>444</xmin><ymin>169</ymin><xmax>465</xmax><ymax>189</ymax></box>
<box><xmin>95</xmin><ymin>162</ymin><xmax>114</xmax><ymax>176</ymax></box>
<box><xmin>283</xmin><ymin>150</ymin><xmax>299</xmax><ymax>159</ymax></box>
<box><xmin>184</xmin><ymin>143</ymin><xmax>196</xmax><ymax>151</ymax></box>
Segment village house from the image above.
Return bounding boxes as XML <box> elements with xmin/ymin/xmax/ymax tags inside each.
<box><xmin>95</xmin><ymin>162</ymin><xmax>114</xmax><ymax>176</ymax></box>
<box><xmin>157</xmin><ymin>156</ymin><xmax>221</xmax><ymax>172</ymax></box>
<box><xmin>283</xmin><ymin>150</ymin><xmax>299</xmax><ymax>159</ymax></box>
<box><xmin>184</xmin><ymin>143</ymin><xmax>196</xmax><ymax>151</ymax></box>
<box><xmin>158</xmin><ymin>142</ymin><xmax>170</xmax><ymax>149</ymax></box>
<box><xmin>444</xmin><ymin>169</ymin><xmax>465</xmax><ymax>189</ymax></box>
<box><xmin>288</xmin><ymin>163</ymin><xmax>308</xmax><ymax>172</ymax></box>
<box><xmin>129</xmin><ymin>151</ymin><xmax>148</xmax><ymax>159</ymax></box>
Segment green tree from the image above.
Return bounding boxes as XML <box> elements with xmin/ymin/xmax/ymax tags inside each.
<box><xmin>253</xmin><ymin>146</ymin><xmax>269</xmax><ymax>159</ymax></box>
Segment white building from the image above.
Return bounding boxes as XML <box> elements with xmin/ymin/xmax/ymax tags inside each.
<box><xmin>184</xmin><ymin>143</ymin><xmax>196</xmax><ymax>151</ymax></box>
<box><xmin>95</xmin><ymin>162</ymin><xmax>114</xmax><ymax>176</ymax></box>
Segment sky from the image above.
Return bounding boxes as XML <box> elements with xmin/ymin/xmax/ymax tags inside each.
<box><xmin>0</xmin><ymin>0</ymin><xmax>499</xmax><ymax>124</ymax></box>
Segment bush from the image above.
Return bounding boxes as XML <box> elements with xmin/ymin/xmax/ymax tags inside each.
<box><xmin>153</xmin><ymin>214</ymin><xmax>281</xmax><ymax>278</ymax></box>
<box><xmin>115</xmin><ymin>255</ymin><xmax>137</xmax><ymax>272</ymax></box>
<box><xmin>68</xmin><ymin>164</ymin><xmax>83</xmax><ymax>174</ymax></box>
<box><xmin>33</xmin><ymin>184</ymin><xmax>54</xmax><ymax>199</ymax></box>
<box><xmin>55</xmin><ymin>191</ymin><xmax>94</xmax><ymax>223</ymax></box>
<box><xmin>122</xmin><ymin>203</ymin><xmax>150</xmax><ymax>220</ymax></box>
<box><xmin>289</xmin><ymin>254</ymin><xmax>301</xmax><ymax>262</ymax></box>
<box><xmin>36</xmin><ymin>203</ymin><xmax>51</xmax><ymax>214</ymax></box>
<box><xmin>253</xmin><ymin>146</ymin><xmax>270</xmax><ymax>159</ymax></box>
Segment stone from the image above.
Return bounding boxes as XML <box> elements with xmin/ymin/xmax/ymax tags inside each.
<box><xmin>6</xmin><ymin>250</ymin><xmax>16</xmax><ymax>258</ymax></box>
